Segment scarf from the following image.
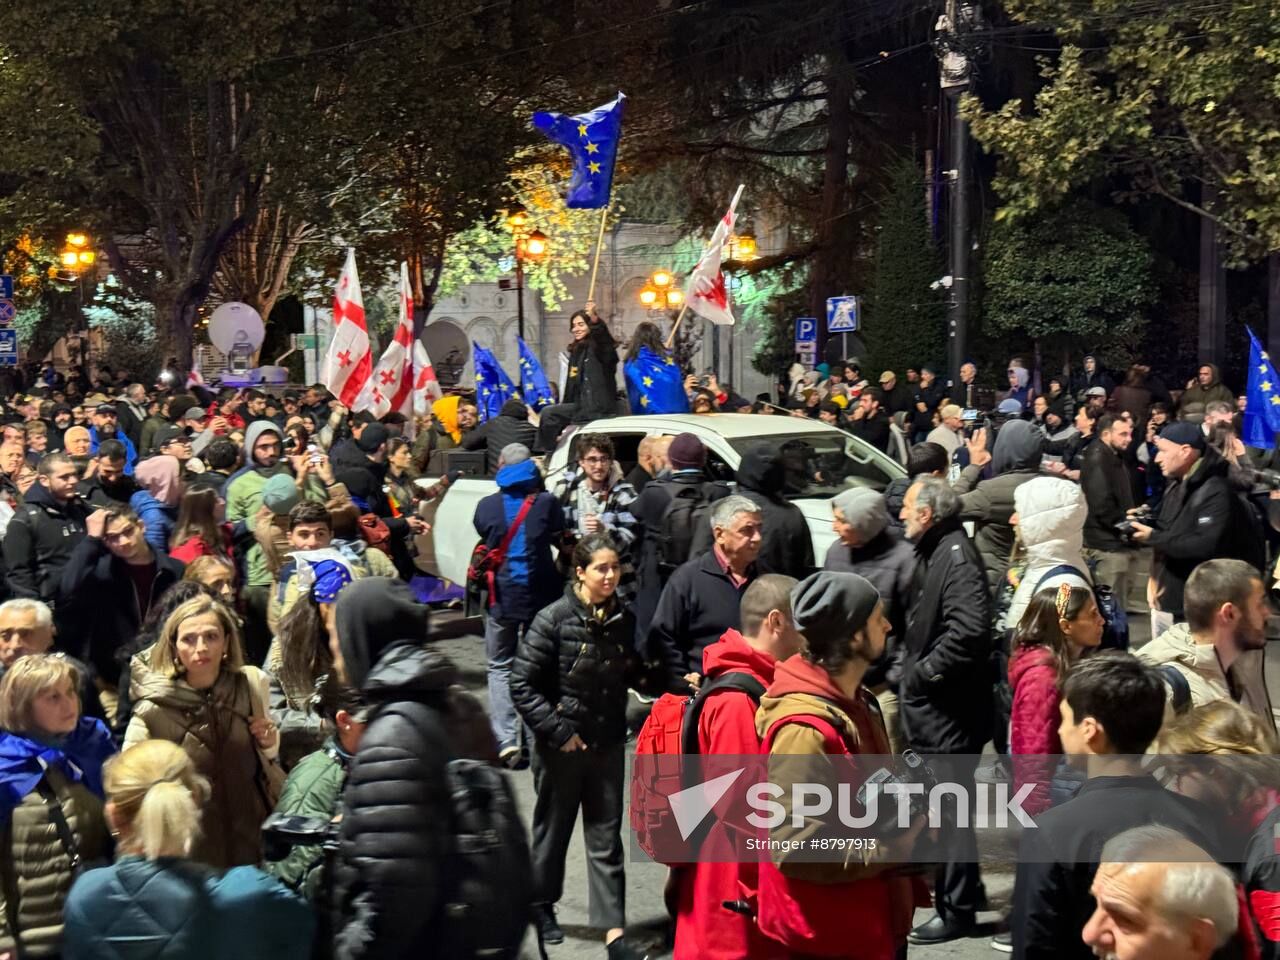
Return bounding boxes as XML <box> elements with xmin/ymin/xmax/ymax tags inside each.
<box><xmin>0</xmin><ymin>717</ymin><xmax>117</xmax><ymax>822</ymax></box>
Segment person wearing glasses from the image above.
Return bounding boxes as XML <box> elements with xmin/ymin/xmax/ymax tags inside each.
<box><xmin>551</xmin><ymin>434</ymin><xmax>639</xmax><ymax>601</ymax></box>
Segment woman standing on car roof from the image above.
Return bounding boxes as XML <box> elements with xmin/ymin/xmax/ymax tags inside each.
<box><xmin>536</xmin><ymin>301</ymin><xmax>621</xmax><ymax>451</ymax></box>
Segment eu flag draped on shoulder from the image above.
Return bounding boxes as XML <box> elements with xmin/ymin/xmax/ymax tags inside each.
<box><xmin>625</xmin><ymin>345</ymin><xmax>689</xmax><ymax>414</ymax></box>
<box><xmin>517</xmin><ymin>337</ymin><xmax>555</xmax><ymax>410</ymax></box>
<box><xmin>532</xmin><ymin>93</ymin><xmax>625</xmax><ymax>209</ymax></box>
<box><xmin>1244</xmin><ymin>327</ymin><xmax>1280</xmax><ymax>448</ymax></box>
<box><xmin>472</xmin><ymin>343</ymin><xmax>518</xmax><ymax>422</ymax></box>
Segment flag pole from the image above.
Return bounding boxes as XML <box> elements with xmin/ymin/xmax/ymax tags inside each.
<box><xmin>665</xmin><ymin>302</ymin><xmax>691</xmax><ymax>349</ymax></box>
<box><xmin>586</xmin><ymin>204</ymin><xmax>610</xmax><ymax>304</ymax></box>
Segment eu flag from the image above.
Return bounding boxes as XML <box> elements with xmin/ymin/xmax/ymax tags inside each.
<box><xmin>625</xmin><ymin>346</ymin><xmax>689</xmax><ymax>415</ymax></box>
<box><xmin>517</xmin><ymin>337</ymin><xmax>554</xmax><ymax>411</ymax></box>
<box><xmin>1244</xmin><ymin>327</ymin><xmax>1280</xmax><ymax>448</ymax></box>
<box><xmin>472</xmin><ymin>342</ymin><xmax>518</xmax><ymax>422</ymax></box>
<box><xmin>532</xmin><ymin>93</ymin><xmax>625</xmax><ymax>209</ymax></box>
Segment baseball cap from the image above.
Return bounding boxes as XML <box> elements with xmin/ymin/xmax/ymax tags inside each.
<box><xmin>355</xmin><ymin>423</ymin><xmax>389</xmax><ymax>453</ymax></box>
<box><xmin>94</xmin><ymin>402</ymin><xmax>118</xmax><ymax>415</ymax></box>
<box><xmin>1158</xmin><ymin>421</ymin><xmax>1207</xmax><ymax>451</ymax></box>
<box><xmin>1085</xmin><ymin>386</ymin><xmax>1107</xmax><ymax>398</ymax></box>
<box><xmin>154</xmin><ymin>425</ymin><xmax>190</xmax><ymax>449</ymax></box>
<box><xmin>182</xmin><ymin>406</ymin><xmax>207</xmax><ymax>422</ymax></box>
<box><xmin>878</xmin><ymin>371</ymin><xmax>896</xmax><ymax>383</ymax></box>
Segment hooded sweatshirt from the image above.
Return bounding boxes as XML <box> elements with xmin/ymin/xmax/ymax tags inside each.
<box><xmin>131</xmin><ymin>454</ymin><xmax>182</xmax><ymax>552</ymax></box>
<box><xmin>735</xmin><ymin>445</ymin><xmax>813</xmax><ymax>575</ymax></box>
<box><xmin>1004</xmin><ymin>477</ymin><xmax>1092</xmax><ymax>631</ymax></box>
<box><xmin>471</xmin><ymin>458</ymin><xmax>565</xmax><ymax>623</ymax></box>
<box><xmin>1176</xmin><ymin>363</ymin><xmax>1234</xmax><ymax>419</ymax></box>
<box><xmin>1136</xmin><ymin>622</ymin><xmax>1276</xmax><ymax>734</ymax></box>
<box><xmin>226</xmin><ymin>421</ymin><xmax>325</xmax><ymax>588</ymax></box>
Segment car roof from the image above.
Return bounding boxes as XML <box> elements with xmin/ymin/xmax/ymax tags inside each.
<box><xmin>585</xmin><ymin>413</ymin><xmax>841</xmax><ymax>439</ymax></box>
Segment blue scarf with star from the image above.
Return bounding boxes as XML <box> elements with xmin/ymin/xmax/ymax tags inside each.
<box><xmin>0</xmin><ymin>717</ymin><xmax>117</xmax><ymax>822</ymax></box>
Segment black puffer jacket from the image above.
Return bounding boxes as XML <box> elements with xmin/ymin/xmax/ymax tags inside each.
<box><xmin>2</xmin><ymin>483</ymin><xmax>90</xmax><ymax>612</ymax></box>
<box><xmin>510</xmin><ymin>585</ymin><xmax>633</xmax><ymax>750</ymax></box>
<box><xmin>461</xmin><ymin>399</ymin><xmax>536</xmax><ymax>475</ymax></box>
<box><xmin>1081</xmin><ymin>438</ymin><xmax>1134</xmax><ymax>552</ymax></box>
<box><xmin>899</xmin><ymin>517</ymin><xmax>991</xmax><ymax>753</ymax></box>
<box><xmin>331</xmin><ymin>578</ymin><xmax>496</xmax><ymax>960</ymax></box>
<box><xmin>563</xmin><ymin>317</ymin><xmax>620</xmax><ymax>422</ymax></box>
<box><xmin>736</xmin><ymin>444</ymin><xmax>814</xmax><ymax>577</ymax></box>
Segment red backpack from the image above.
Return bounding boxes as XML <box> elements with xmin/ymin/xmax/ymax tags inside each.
<box><xmin>629</xmin><ymin>672</ymin><xmax>765</xmax><ymax>866</ymax></box>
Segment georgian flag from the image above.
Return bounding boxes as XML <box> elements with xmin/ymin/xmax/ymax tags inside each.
<box><xmin>357</xmin><ymin>263</ymin><xmax>443</xmax><ymax>435</ymax></box>
<box><xmin>322</xmin><ymin>248</ymin><xmax>372</xmax><ymax>407</ymax></box>
<box><xmin>683</xmin><ymin>184</ymin><xmax>744</xmax><ymax>327</ymax></box>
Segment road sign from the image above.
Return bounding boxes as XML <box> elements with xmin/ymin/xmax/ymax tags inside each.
<box><xmin>0</xmin><ymin>300</ymin><xmax>13</xmax><ymax>325</ymax></box>
<box><xmin>292</xmin><ymin>333</ymin><xmax>319</xmax><ymax>350</ymax></box>
<box><xmin>0</xmin><ymin>275</ymin><xmax>12</xmax><ymax>300</ymax></box>
<box><xmin>0</xmin><ymin>329</ymin><xmax>18</xmax><ymax>365</ymax></box>
<box><xmin>794</xmin><ymin>317</ymin><xmax>818</xmax><ymax>343</ymax></box>
<box><xmin>826</xmin><ymin>296</ymin><xmax>859</xmax><ymax>332</ymax></box>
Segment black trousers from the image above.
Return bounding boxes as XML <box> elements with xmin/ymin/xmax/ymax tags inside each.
<box><xmin>932</xmin><ymin>752</ymin><xmax>985</xmax><ymax>920</ymax></box>
<box><xmin>530</xmin><ymin>739</ymin><xmax>626</xmax><ymax>930</ymax></box>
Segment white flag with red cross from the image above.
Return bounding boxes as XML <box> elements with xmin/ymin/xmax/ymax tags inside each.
<box><xmin>358</xmin><ymin>261</ymin><xmax>414</xmax><ymax>419</ymax></box>
<box><xmin>323</xmin><ymin>248</ymin><xmax>372</xmax><ymax>407</ymax></box>
<box><xmin>683</xmin><ymin>184</ymin><xmax>744</xmax><ymax>327</ymax></box>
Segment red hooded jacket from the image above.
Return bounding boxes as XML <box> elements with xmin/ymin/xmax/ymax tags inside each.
<box><xmin>673</xmin><ymin>629</ymin><xmax>784</xmax><ymax>960</ymax></box>
<box><xmin>1008</xmin><ymin>645</ymin><xmax>1062</xmax><ymax>817</ymax></box>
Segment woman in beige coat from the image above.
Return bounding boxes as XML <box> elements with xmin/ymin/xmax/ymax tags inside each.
<box><xmin>125</xmin><ymin>595</ymin><xmax>280</xmax><ymax>868</ymax></box>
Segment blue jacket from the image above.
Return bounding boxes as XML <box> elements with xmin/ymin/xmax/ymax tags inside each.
<box><xmin>129</xmin><ymin>491</ymin><xmax>177</xmax><ymax>553</ymax></box>
<box><xmin>64</xmin><ymin>856</ymin><xmax>315</xmax><ymax>960</ymax></box>
<box><xmin>471</xmin><ymin>459</ymin><xmax>565</xmax><ymax>623</ymax></box>
<box><xmin>88</xmin><ymin>428</ymin><xmax>138</xmax><ymax>475</ymax></box>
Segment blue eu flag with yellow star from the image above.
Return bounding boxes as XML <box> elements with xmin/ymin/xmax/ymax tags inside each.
<box><xmin>625</xmin><ymin>346</ymin><xmax>689</xmax><ymax>415</ymax></box>
<box><xmin>532</xmin><ymin>93</ymin><xmax>625</xmax><ymax>209</ymax></box>
<box><xmin>1245</xmin><ymin>327</ymin><xmax>1280</xmax><ymax>448</ymax></box>
<box><xmin>517</xmin><ymin>336</ymin><xmax>554</xmax><ymax>410</ymax></box>
<box><xmin>472</xmin><ymin>342</ymin><xmax>518</xmax><ymax>422</ymax></box>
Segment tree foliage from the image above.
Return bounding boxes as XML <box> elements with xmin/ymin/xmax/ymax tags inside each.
<box><xmin>963</xmin><ymin>0</ymin><xmax>1280</xmax><ymax>262</ymax></box>
<box><xmin>982</xmin><ymin>201</ymin><xmax>1157</xmax><ymax>356</ymax></box>
<box><xmin>864</xmin><ymin>158</ymin><xmax>945</xmax><ymax>374</ymax></box>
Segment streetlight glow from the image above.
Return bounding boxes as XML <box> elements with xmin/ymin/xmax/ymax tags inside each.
<box><xmin>651</xmin><ymin>270</ymin><xmax>672</xmax><ymax>289</ymax></box>
<box><xmin>639</xmin><ymin>285</ymin><xmax>658</xmax><ymax>306</ymax></box>
<box><xmin>524</xmin><ymin>230</ymin><xmax>548</xmax><ymax>258</ymax></box>
<box><xmin>734</xmin><ymin>233</ymin><xmax>757</xmax><ymax>259</ymax></box>
<box><xmin>77</xmin><ymin>250</ymin><xmax>96</xmax><ymax>265</ymax></box>
<box><xmin>60</xmin><ymin>251</ymin><xmax>79</xmax><ymax>267</ymax></box>
<box><xmin>666</xmin><ymin>289</ymin><xmax>683</xmax><ymax>306</ymax></box>
<box><xmin>66</xmin><ymin>233</ymin><xmax>89</xmax><ymax>248</ymax></box>
<box><xmin>507</xmin><ymin>206</ymin><xmax>529</xmax><ymax>229</ymax></box>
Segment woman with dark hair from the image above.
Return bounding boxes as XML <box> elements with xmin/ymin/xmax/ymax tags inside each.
<box><xmin>1111</xmin><ymin>363</ymin><xmax>1154</xmax><ymax>429</ymax></box>
<box><xmin>623</xmin><ymin>320</ymin><xmax>668</xmax><ymax>366</ymax></box>
<box><xmin>1008</xmin><ymin>584</ymin><xmax>1104</xmax><ymax>814</ymax></box>
<box><xmin>385</xmin><ymin>436</ymin><xmax>421</xmax><ymax>515</ymax></box>
<box><xmin>510</xmin><ymin>533</ymin><xmax>645</xmax><ymax>959</ymax></box>
<box><xmin>537</xmin><ymin>302</ymin><xmax>620</xmax><ymax>450</ymax></box>
<box><xmin>169</xmin><ymin>487</ymin><xmax>232</xmax><ymax>563</ymax></box>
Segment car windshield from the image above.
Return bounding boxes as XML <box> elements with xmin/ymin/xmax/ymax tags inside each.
<box><xmin>727</xmin><ymin>433</ymin><xmax>898</xmax><ymax>498</ymax></box>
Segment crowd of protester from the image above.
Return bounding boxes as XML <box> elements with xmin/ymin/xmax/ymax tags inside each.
<box><xmin>0</xmin><ymin>323</ymin><xmax>1277</xmax><ymax>960</ymax></box>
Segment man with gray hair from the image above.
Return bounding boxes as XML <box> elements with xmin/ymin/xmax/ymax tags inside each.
<box><xmin>1084</xmin><ymin>826</ymin><xmax>1237</xmax><ymax>960</ymax></box>
<box><xmin>0</xmin><ymin>597</ymin><xmax>104</xmax><ymax>719</ymax></box>
<box><xmin>648</xmin><ymin>494</ymin><xmax>764</xmax><ymax>682</ymax></box>
<box><xmin>899</xmin><ymin>475</ymin><xmax>992</xmax><ymax>944</ymax></box>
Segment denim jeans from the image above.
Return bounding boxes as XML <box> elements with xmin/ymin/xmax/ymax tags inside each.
<box><xmin>485</xmin><ymin>617</ymin><xmax>524</xmax><ymax>751</ymax></box>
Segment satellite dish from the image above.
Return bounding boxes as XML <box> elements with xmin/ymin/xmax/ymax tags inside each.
<box><xmin>208</xmin><ymin>302</ymin><xmax>265</xmax><ymax>355</ymax></box>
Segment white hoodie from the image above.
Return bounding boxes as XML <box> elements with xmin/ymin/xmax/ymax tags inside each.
<box><xmin>1003</xmin><ymin>477</ymin><xmax>1092</xmax><ymax>631</ymax></box>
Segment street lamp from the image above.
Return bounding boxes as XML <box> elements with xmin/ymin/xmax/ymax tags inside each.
<box><xmin>639</xmin><ymin>269</ymin><xmax>682</xmax><ymax>311</ymax></box>
<box><xmin>507</xmin><ymin>206</ymin><xmax>549</xmax><ymax>343</ymax></box>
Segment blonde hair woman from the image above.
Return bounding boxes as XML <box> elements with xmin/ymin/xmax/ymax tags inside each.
<box><xmin>0</xmin><ymin>655</ymin><xmax>114</xmax><ymax>959</ymax></box>
<box><xmin>125</xmin><ymin>595</ymin><xmax>281</xmax><ymax>868</ymax></box>
<box><xmin>63</xmin><ymin>740</ymin><xmax>314</xmax><ymax>960</ymax></box>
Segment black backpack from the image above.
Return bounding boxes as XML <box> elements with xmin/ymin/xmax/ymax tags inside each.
<box><xmin>369</xmin><ymin>688</ymin><xmax>533</xmax><ymax>960</ymax></box>
<box><xmin>657</xmin><ymin>484</ymin><xmax>717</xmax><ymax>573</ymax></box>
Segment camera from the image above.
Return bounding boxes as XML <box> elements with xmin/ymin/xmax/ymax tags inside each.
<box><xmin>261</xmin><ymin>811</ymin><xmax>339</xmax><ymax>862</ymax></box>
<box><xmin>855</xmin><ymin>749</ymin><xmax>951</xmax><ymax>831</ymax></box>
<box><xmin>1116</xmin><ymin>505</ymin><xmax>1156</xmax><ymax>540</ymax></box>
<box><xmin>1254</xmin><ymin>469</ymin><xmax>1280</xmax><ymax>492</ymax></box>
<box><xmin>283</xmin><ymin>434</ymin><xmax>299</xmax><ymax>452</ymax></box>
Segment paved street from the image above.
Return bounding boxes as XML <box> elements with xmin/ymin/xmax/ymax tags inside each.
<box><xmin>429</xmin><ymin>607</ymin><xmax>1280</xmax><ymax>960</ymax></box>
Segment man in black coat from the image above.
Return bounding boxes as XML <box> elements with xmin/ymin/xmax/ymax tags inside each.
<box><xmin>845</xmin><ymin>388</ymin><xmax>892</xmax><ymax>454</ymax></box>
<box><xmin>2</xmin><ymin>452</ymin><xmax>90</xmax><ymax>627</ymax></box>
<box><xmin>910</xmin><ymin>364</ymin><xmax>948</xmax><ymax>442</ymax></box>
<box><xmin>1011</xmin><ymin>653</ymin><xmax>1216</xmax><ymax>960</ymax></box>
<box><xmin>630</xmin><ymin>433</ymin><xmax>729</xmax><ymax>646</ymax></box>
<box><xmin>1127</xmin><ymin>422</ymin><xmax>1262</xmax><ymax>624</ymax></box>
<box><xmin>77</xmin><ymin>439</ymin><xmax>139</xmax><ymax>508</ymax></box>
<box><xmin>735</xmin><ymin>443</ymin><xmax>813</xmax><ymax>577</ymax></box>
<box><xmin>648</xmin><ymin>494</ymin><xmax>763</xmax><ymax>681</ymax></box>
<box><xmin>462</xmin><ymin>398</ymin><xmax>536</xmax><ymax>475</ymax></box>
<box><xmin>898</xmin><ymin>475</ymin><xmax>991</xmax><ymax>944</ymax></box>
<box><xmin>1081</xmin><ymin>414</ymin><xmax>1138</xmax><ymax>609</ymax></box>
<box><xmin>330</xmin><ymin>578</ymin><xmax>505</xmax><ymax>960</ymax></box>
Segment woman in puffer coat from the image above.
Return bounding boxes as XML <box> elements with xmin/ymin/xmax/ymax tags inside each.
<box><xmin>125</xmin><ymin>594</ymin><xmax>281</xmax><ymax>868</ymax></box>
<box><xmin>63</xmin><ymin>739</ymin><xmax>313</xmax><ymax>960</ymax></box>
<box><xmin>510</xmin><ymin>532</ymin><xmax>646</xmax><ymax>960</ymax></box>
<box><xmin>1009</xmin><ymin>584</ymin><xmax>1105</xmax><ymax>815</ymax></box>
<box><xmin>0</xmin><ymin>655</ymin><xmax>114</xmax><ymax>959</ymax></box>
<box><xmin>1003</xmin><ymin>476</ymin><xmax>1093</xmax><ymax>632</ymax></box>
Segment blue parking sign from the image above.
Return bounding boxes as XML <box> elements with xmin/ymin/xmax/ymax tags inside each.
<box><xmin>794</xmin><ymin>317</ymin><xmax>818</xmax><ymax>342</ymax></box>
<box><xmin>826</xmin><ymin>296</ymin><xmax>859</xmax><ymax>332</ymax></box>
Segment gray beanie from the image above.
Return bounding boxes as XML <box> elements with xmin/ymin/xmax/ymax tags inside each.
<box><xmin>831</xmin><ymin>487</ymin><xmax>889</xmax><ymax>542</ymax></box>
<box><xmin>790</xmin><ymin>571</ymin><xmax>881</xmax><ymax>643</ymax></box>
<box><xmin>262</xmin><ymin>473</ymin><xmax>302</xmax><ymax>515</ymax></box>
<box><xmin>499</xmin><ymin>443</ymin><xmax>531</xmax><ymax>468</ymax></box>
